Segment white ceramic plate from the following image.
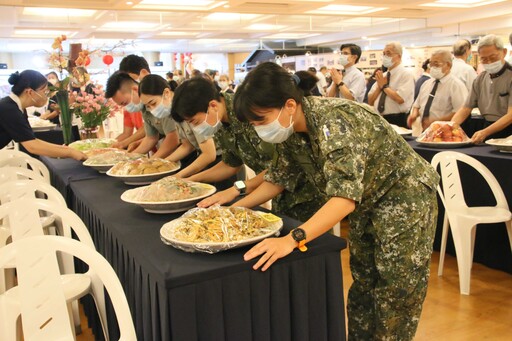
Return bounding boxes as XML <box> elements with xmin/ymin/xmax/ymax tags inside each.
<box><xmin>120</xmin><ymin>182</ymin><xmax>217</xmax><ymax>213</ymax></box>
<box><xmin>69</xmin><ymin>138</ymin><xmax>116</xmax><ymax>152</ymax></box>
<box><xmin>160</xmin><ymin>211</ymin><xmax>283</xmax><ymax>253</ymax></box>
<box><xmin>82</xmin><ymin>160</ymin><xmax>115</xmax><ymax>173</ymax></box>
<box><xmin>486</xmin><ymin>137</ymin><xmax>512</xmax><ymax>153</ymax></box>
<box><xmin>390</xmin><ymin>124</ymin><xmax>412</xmax><ymax>135</ymax></box>
<box><xmin>416</xmin><ymin>139</ymin><xmax>472</xmax><ymax>148</ymax></box>
<box><xmin>106</xmin><ymin>161</ymin><xmax>181</xmax><ymax>185</ymax></box>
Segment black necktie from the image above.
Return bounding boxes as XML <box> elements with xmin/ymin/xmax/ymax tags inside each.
<box><xmin>423</xmin><ymin>80</ymin><xmax>440</xmax><ymax>119</ymax></box>
<box><xmin>377</xmin><ymin>72</ymin><xmax>390</xmax><ymax>113</ymax></box>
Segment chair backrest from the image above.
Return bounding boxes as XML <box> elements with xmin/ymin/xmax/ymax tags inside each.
<box><xmin>0</xmin><ymin>149</ymin><xmax>30</xmax><ymax>161</ymax></box>
<box><xmin>0</xmin><ymin>156</ymin><xmax>50</xmax><ymax>182</ymax></box>
<box><xmin>0</xmin><ymin>180</ymin><xmax>66</xmax><ymax>207</ymax></box>
<box><xmin>0</xmin><ymin>166</ymin><xmax>49</xmax><ymax>185</ymax></box>
<box><xmin>431</xmin><ymin>151</ymin><xmax>509</xmax><ymax>211</ymax></box>
<box><xmin>0</xmin><ymin>236</ymin><xmax>137</xmax><ymax>341</ymax></box>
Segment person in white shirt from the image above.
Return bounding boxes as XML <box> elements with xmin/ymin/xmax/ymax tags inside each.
<box><xmin>451</xmin><ymin>39</ymin><xmax>477</xmax><ymax>92</ymax></box>
<box><xmin>368</xmin><ymin>41</ymin><xmax>415</xmax><ymax>127</ymax></box>
<box><xmin>508</xmin><ymin>33</ymin><xmax>512</xmax><ymax>64</ymax></box>
<box><xmin>316</xmin><ymin>67</ymin><xmax>328</xmax><ymax>96</ymax></box>
<box><xmin>408</xmin><ymin>50</ymin><xmax>468</xmax><ymax>132</ymax></box>
<box><xmin>327</xmin><ymin>43</ymin><xmax>366</xmax><ymax>103</ymax></box>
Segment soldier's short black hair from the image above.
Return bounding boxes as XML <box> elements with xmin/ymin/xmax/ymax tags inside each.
<box><xmin>235</xmin><ymin>62</ymin><xmax>318</xmax><ymax>122</ymax></box>
<box><xmin>119</xmin><ymin>55</ymin><xmax>151</xmax><ymax>75</ymax></box>
<box><xmin>421</xmin><ymin>59</ymin><xmax>430</xmax><ymax>71</ymax></box>
<box><xmin>171</xmin><ymin>77</ymin><xmax>220</xmax><ymax>123</ymax></box>
<box><xmin>340</xmin><ymin>43</ymin><xmax>362</xmax><ymax>64</ymax></box>
<box><xmin>105</xmin><ymin>71</ymin><xmax>137</xmax><ymax>98</ymax></box>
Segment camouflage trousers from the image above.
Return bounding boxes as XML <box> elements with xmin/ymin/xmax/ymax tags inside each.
<box><xmin>347</xmin><ymin>176</ymin><xmax>438</xmax><ymax>340</ymax></box>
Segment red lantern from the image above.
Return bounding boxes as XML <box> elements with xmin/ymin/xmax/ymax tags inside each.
<box><xmin>102</xmin><ymin>54</ymin><xmax>114</xmax><ymax>66</ymax></box>
<box><xmin>84</xmin><ymin>56</ymin><xmax>91</xmax><ymax>66</ymax></box>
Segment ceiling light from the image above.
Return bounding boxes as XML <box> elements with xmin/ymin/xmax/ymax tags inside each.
<box><xmin>126</xmin><ymin>1</ymin><xmax>134</xmax><ymax>4</ymax></box>
<box><xmin>135</xmin><ymin>0</ymin><xmax>226</xmax><ymax>10</ymax></box>
<box><xmin>308</xmin><ymin>5</ymin><xmax>387</xmax><ymax>15</ymax></box>
<box><xmin>204</xmin><ymin>13</ymin><xmax>259</xmax><ymax>21</ymax></box>
<box><xmin>246</xmin><ymin>24</ymin><xmax>286</xmax><ymax>31</ymax></box>
<box><xmin>99</xmin><ymin>21</ymin><xmax>160</xmax><ymax>31</ymax></box>
<box><xmin>14</xmin><ymin>29</ymin><xmax>75</xmax><ymax>37</ymax></box>
<box><xmin>159</xmin><ymin>31</ymin><xmax>199</xmax><ymax>36</ymax></box>
<box><xmin>22</xmin><ymin>7</ymin><xmax>96</xmax><ymax>17</ymax></box>
<box><xmin>262</xmin><ymin>33</ymin><xmax>320</xmax><ymax>40</ymax></box>
<box><xmin>420</xmin><ymin>0</ymin><xmax>505</xmax><ymax>7</ymax></box>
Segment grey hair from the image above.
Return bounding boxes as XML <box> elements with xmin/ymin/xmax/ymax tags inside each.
<box><xmin>477</xmin><ymin>34</ymin><xmax>505</xmax><ymax>51</ymax></box>
<box><xmin>431</xmin><ymin>50</ymin><xmax>452</xmax><ymax>65</ymax></box>
<box><xmin>453</xmin><ymin>39</ymin><xmax>471</xmax><ymax>57</ymax></box>
<box><xmin>386</xmin><ymin>42</ymin><xmax>403</xmax><ymax>56</ymax></box>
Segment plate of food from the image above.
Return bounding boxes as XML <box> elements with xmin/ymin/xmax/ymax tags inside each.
<box><xmin>28</xmin><ymin>117</ymin><xmax>57</xmax><ymax>132</ymax></box>
<box><xmin>485</xmin><ymin>136</ymin><xmax>512</xmax><ymax>153</ymax></box>
<box><xmin>121</xmin><ymin>176</ymin><xmax>217</xmax><ymax>213</ymax></box>
<box><xmin>416</xmin><ymin>121</ymin><xmax>471</xmax><ymax>148</ymax></box>
<box><xmin>82</xmin><ymin>150</ymin><xmax>143</xmax><ymax>173</ymax></box>
<box><xmin>390</xmin><ymin>124</ymin><xmax>412</xmax><ymax>135</ymax></box>
<box><xmin>106</xmin><ymin>158</ymin><xmax>180</xmax><ymax>185</ymax></box>
<box><xmin>160</xmin><ymin>206</ymin><xmax>283</xmax><ymax>253</ymax></box>
<box><xmin>69</xmin><ymin>138</ymin><xmax>116</xmax><ymax>153</ymax></box>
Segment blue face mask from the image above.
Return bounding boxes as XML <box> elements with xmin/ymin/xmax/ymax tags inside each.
<box><xmin>192</xmin><ymin>110</ymin><xmax>221</xmax><ymax>138</ymax></box>
<box><xmin>150</xmin><ymin>95</ymin><xmax>171</xmax><ymax>119</ymax></box>
<box><xmin>125</xmin><ymin>101</ymin><xmax>143</xmax><ymax>113</ymax></box>
<box><xmin>254</xmin><ymin>107</ymin><xmax>294</xmax><ymax>144</ymax></box>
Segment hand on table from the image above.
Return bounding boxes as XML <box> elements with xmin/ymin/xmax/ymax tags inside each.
<box><xmin>111</xmin><ymin>141</ymin><xmax>126</xmax><ymax>149</ymax></box>
<box><xmin>243</xmin><ymin>235</ymin><xmax>296</xmax><ymax>271</ymax></box>
<box><xmin>471</xmin><ymin>130</ymin><xmax>488</xmax><ymax>144</ymax></box>
<box><xmin>421</xmin><ymin>118</ymin><xmax>432</xmax><ymax>131</ymax></box>
<box><xmin>197</xmin><ymin>187</ymin><xmax>239</xmax><ymax>208</ymax></box>
<box><xmin>127</xmin><ymin>140</ymin><xmax>142</xmax><ymax>152</ymax></box>
<box><xmin>70</xmin><ymin>149</ymin><xmax>87</xmax><ymax>161</ymax></box>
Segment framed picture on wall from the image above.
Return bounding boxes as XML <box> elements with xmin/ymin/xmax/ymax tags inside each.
<box><xmin>360</xmin><ymin>56</ymin><xmax>367</xmax><ymax>62</ymax></box>
<box><xmin>369</xmin><ymin>60</ymin><xmax>378</xmax><ymax>66</ymax></box>
<box><xmin>369</xmin><ymin>53</ymin><xmax>376</xmax><ymax>59</ymax></box>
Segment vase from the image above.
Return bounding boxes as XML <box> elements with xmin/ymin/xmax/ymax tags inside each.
<box><xmin>80</xmin><ymin>126</ymin><xmax>99</xmax><ymax>140</ymax></box>
<box><xmin>55</xmin><ymin>90</ymin><xmax>73</xmax><ymax>145</ymax></box>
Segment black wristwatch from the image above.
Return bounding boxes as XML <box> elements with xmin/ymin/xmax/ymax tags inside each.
<box><xmin>337</xmin><ymin>81</ymin><xmax>345</xmax><ymax>88</ymax></box>
<box><xmin>234</xmin><ymin>180</ymin><xmax>247</xmax><ymax>195</ymax></box>
<box><xmin>381</xmin><ymin>84</ymin><xmax>389</xmax><ymax>90</ymax></box>
<box><xmin>291</xmin><ymin>228</ymin><xmax>308</xmax><ymax>252</ymax></box>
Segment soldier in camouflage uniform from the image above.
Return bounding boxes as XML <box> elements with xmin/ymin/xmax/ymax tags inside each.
<box><xmin>171</xmin><ymin>77</ymin><xmax>325</xmax><ymax>222</ymax></box>
<box><xmin>236</xmin><ymin>62</ymin><xmax>439</xmax><ymax>340</ymax></box>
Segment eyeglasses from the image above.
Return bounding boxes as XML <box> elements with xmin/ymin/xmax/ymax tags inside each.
<box><xmin>34</xmin><ymin>88</ymin><xmax>51</xmax><ymax>99</ymax></box>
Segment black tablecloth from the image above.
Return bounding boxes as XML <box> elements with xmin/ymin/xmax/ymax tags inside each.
<box><xmin>40</xmin><ymin>158</ymin><xmax>347</xmax><ymax>341</ymax></box>
<box><xmin>408</xmin><ymin>139</ymin><xmax>512</xmax><ymax>274</ymax></box>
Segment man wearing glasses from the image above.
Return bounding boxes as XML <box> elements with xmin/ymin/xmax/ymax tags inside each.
<box><xmin>328</xmin><ymin>43</ymin><xmax>366</xmax><ymax>103</ymax></box>
<box><xmin>452</xmin><ymin>34</ymin><xmax>512</xmax><ymax>143</ymax></box>
<box><xmin>408</xmin><ymin>50</ymin><xmax>467</xmax><ymax>133</ymax></box>
<box><xmin>368</xmin><ymin>41</ymin><xmax>415</xmax><ymax>128</ymax></box>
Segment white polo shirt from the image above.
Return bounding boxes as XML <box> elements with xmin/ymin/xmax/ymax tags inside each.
<box><xmin>451</xmin><ymin>58</ymin><xmax>477</xmax><ymax>93</ymax></box>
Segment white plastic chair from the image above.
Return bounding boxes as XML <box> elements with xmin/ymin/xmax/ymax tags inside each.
<box><xmin>0</xmin><ymin>166</ymin><xmax>49</xmax><ymax>185</ymax></box>
<box><xmin>0</xmin><ymin>198</ymin><xmax>109</xmax><ymax>340</ymax></box>
<box><xmin>0</xmin><ymin>156</ymin><xmax>50</xmax><ymax>183</ymax></box>
<box><xmin>431</xmin><ymin>151</ymin><xmax>512</xmax><ymax>295</ymax></box>
<box><xmin>0</xmin><ymin>236</ymin><xmax>136</xmax><ymax>341</ymax></box>
<box><xmin>0</xmin><ymin>149</ymin><xmax>30</xmax><ymax>161</ymax></box>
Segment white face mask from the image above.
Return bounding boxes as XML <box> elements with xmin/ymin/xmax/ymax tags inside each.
<box><xmin>192</xmin><ymin>110</ymin><xmax>222</xmax><ymax>138</ymax></box>
<box><xmin>218</xmin><ymin>81</ymin><xmax>229</xmax><ymax>91</ymax></box>
<box><xmin>125</xmin><ymin>102</ymin><xmax>143</xmax><ymax>113</ymax></box>
<box><xmin>214</xmin><ymin>75</ymin><xmax>220</xmax><ymax>82</ymax></box>
<box><xmin>339</xmin><ymin>54</ymin><xmax>350</xmax><ymax>67</ymax></box>
<box><xmin>429</xmin><ymin>67</ymin><xmax>445</xmax><ymax>80</ymax></box>
<box><xmin>483</xmin><ymin>60</ymin><xmax>504</xmax><ymax>74</ymax></box>
<box><xmin>382</xmin><ymin>55</ymin><xmax>394</xmax><ymax>68</ymax></box>
<box><xmin>254</xmin><ymin>107</ymin><xmax>294</xmax><ymax>144</ymax></box>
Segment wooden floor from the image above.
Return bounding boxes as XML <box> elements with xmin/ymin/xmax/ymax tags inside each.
<box><xmin>77</xmin><ymin>223</ymin><xmax>512</xmax><ymax>341</ymax></box>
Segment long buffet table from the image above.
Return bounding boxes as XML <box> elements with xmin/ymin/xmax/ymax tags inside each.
<box><xmin>407</xmin><ymin>139</ymin><xmax>512</xmax><ymax>274</ymax></box>
<box><xmin>40</xmin><ymin>156</ymin><xmax>347</xmax><ymax>341</ymax></box>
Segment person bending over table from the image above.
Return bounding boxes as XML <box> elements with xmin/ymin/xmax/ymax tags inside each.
<box><xmin>232</xmin><ymin>62</ymin><xmax>439</xmax><ymax>341</ymax></box>
<box><xmin>170</xmin><ymin>77</ymin><xmax>325</xmax><ymax>222</ymax></box>
<box><xmin>451</xmin><ymin>34</ymin><xmax>512</xmax><ymax>143</ymax></box>
<box><xmin>139</xmin><ymin>74</ymin><xmax>218</xmax><ymax>178</ymax></box>
<box><xmin>0</xmin><ymin>70</ymin><xmax>86</xmax><ymax>160</ymax></box>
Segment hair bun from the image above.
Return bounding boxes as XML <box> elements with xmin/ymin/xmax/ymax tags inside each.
<box><xmin>8</xmin><ymin>71</ymin><xmax>21</xmax><ymax>85</ymax></box>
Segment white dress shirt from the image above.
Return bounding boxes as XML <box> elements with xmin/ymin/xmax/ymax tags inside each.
<box><xmin>316</xmin><ymin>72</ymin><xmax>327</xmax><ymax>96</ymax></box>
<box><xmin>450</xmin><ymin>58</ymin><xmax>477</xmax><ymax>93</ymax></box>
<box><xmin>412</xmin><ymin>73</ymin><xmax>468</xmax><ymax>121</ymax></box>
<box><xmin>327</xmin><ymin>65</ymin><xmax>366</xmax><ymax>103</ymax></box>
<box><xmin>369</xmin><ymin>64</ymin><xmax>415</xmax><ymax>114</ymax></box>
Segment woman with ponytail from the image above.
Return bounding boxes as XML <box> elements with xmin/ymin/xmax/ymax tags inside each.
<box><xmin>233</xmin><ymin>62</ymin><xmax>440</xmax><ymax>340</ymax></box>
<box><xmin>0</xmin><ymin>70</ymin><xmax>86</xmax><ymax>160</ymax></box>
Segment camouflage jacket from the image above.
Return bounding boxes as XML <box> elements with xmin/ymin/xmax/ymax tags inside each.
<box><xmin>265</xmin><ymin>96</ymin><xmax>440</xmax><ymax>212</ymax></box>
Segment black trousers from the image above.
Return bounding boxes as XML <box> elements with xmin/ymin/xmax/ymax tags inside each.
<box><xmin>382</xmin><ymin>113</ymin><xmax>408</xmax><ymax>128</ymax></box>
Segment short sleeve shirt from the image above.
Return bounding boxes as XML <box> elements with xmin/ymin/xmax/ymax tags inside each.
<box><xmin>142</xmin><ymin>107</ymin><xmax>176</xmax><ymax>137</ymax></box>
<box><xmin>465</xmin><ymin>64</ymin><xmax>512</xmax><ymax>122</ymax></box>
<box><xmin>123</xmin><ymin>110</ymin><xmax>143</xmax><ymax>130</ymax></box>
<box><xmin>265</xmin><ymin>96</ymin><xmax>439</xmax><ymax>209</ymax></box>
<box><xmin>0</xmin><ymin>94</ymin><xmax>36</xmax><ymax>148</ymax></box>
